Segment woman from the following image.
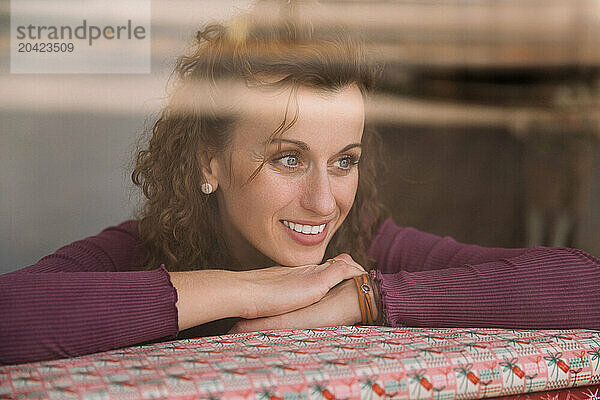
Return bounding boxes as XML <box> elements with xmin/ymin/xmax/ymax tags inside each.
<box><xmin>1</xmin><ymin>7</ymin><xmax>599</xmax><ymax>366</ymax></box>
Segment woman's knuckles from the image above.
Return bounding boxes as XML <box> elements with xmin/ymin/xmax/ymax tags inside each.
<box><xmin>336</xmin><ymin>253</ymin><xmax>353</xmax><ymax>262</ymax></box>
<box><xmin>335</xmin><ymin>260</ymin><xmax>363</xmax><ymax>278</ymax></box>
<box><xmin>324</xmin><ymin>262</ymin><xmax>357</xmax><ymax>286</ymax></box>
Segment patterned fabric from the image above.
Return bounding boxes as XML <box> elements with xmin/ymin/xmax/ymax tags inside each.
<box><xmin>497</xmin><ymin>386</ymin><xmax>600</xmax><ymax>400</ymax></box>
<box><xmin>2</xmin><ymin>326</ymin><xmax>600</xmax><ymax>399</ymax></box>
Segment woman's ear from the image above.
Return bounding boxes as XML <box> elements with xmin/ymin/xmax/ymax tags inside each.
<box><xmin>197</xmin><ymin>150</ymin><xmax>220</xmax><ymax>192</ymax></box>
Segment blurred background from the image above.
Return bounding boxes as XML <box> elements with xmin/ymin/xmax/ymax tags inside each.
<box><xmin>1</xmin><ymin>0</ymin><xmax>599</xmax><ymax>274</ymax></box>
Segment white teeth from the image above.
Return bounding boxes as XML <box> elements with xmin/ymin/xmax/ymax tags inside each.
<box><xmin>281</xmin><ymin>220</ymin><xmax>327</xmax><ymax>235</ymax></box>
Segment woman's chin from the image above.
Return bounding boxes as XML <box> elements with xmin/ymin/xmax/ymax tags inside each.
<box><xmin>274</xmin><ymin>251</ymin><xmax>326</xmax><ymax>267</ymax></box>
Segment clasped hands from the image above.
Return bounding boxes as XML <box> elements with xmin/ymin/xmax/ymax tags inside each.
<box><xmin>228</xmin><ymin>253</ymin><xmax>377</xmax><ymax>334</ymax></box>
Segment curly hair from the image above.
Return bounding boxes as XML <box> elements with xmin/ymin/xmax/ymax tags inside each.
<box><xmin>131</xmin><ymin>5</ymin><xmax>389</xmax><ymax>272</ymax></box>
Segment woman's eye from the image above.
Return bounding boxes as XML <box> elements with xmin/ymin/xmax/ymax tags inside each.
<box><xmin>337</xmin><ymin>158</ymin><xmax>350</xmax><ymax>169</ymax></box>
<box><xmin>333</xmin><ymin>156</ymin><xmax>358</xmax><ymax>170</ymax></box>
<box><xmin>277</xmin><ymin>154</ymin><xmax>299</xmax><ymax>169</ymax></box>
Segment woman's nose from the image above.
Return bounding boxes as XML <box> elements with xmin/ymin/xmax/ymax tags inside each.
<box><xmin>299</xmin><ymin>167</ymin><xmax>337</xmax><ymax>216</ymax></box>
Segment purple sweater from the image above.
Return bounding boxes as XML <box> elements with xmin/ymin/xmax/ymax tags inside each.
<box><xmin>1</xmin><ymin>218</ymin><xmax>599</xmax><ymax>365</ymax></box>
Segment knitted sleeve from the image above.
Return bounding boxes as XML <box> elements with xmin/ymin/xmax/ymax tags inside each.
<box><xmin>367</xmin><ymin>219</ymin><xmax>600</xmax><ymax>330</ymax></box>
<box><xmin>0</xmin><ymin>221</ymin><xmax>179</xmax><ymax>365</ymax></box>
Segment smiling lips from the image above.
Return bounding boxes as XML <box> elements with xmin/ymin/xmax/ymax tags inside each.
<box><xmin>281</xmin><ymin>220</ymin><xmax>326</xmax><ymax>234</ymax></box>
<box><xmin>280</xmin><ymin>219</ymin><xmax>330</xmax><ymax>246</ymax></box>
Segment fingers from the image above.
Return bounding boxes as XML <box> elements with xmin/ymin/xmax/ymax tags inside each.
<box><xmin>317</xmin><ymin>255</ymin><xmax>366</xmax><ymax>292</ymax></box>
<box><xmin>229</xmin><ymin>314</ymin><xmax>287</xmax><ymax>334</ymax></box>
<box><xmin>333</xmin><ymin>253</ymin><xmax>366</xmax><ymax>272</ymax></box>
<box><xmin>321</xmin><ymin>254</ymin><xmax>365</xmax><ymax>274</ymax></box>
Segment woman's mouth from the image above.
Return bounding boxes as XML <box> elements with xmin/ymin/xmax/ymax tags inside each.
<box><xmin>282</xmin><ymin>220</ymin><xmax>326</xmax><ymax>234</ymax></box>
<box><xmin>280</xmin><ymin>219</ymin><xmax>330</xmax><ymax>245</ymax></box>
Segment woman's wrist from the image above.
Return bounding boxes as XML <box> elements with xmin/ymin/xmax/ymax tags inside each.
<box><xmin>169</xmin><ymin>269</ymin><xmax>248</xmax><ymax>331</ymax></box>
<box><xmin>335</xmin><ymin>279</ymin><xmax>365</xmax><ymax>325</ymax></box>
<box><xmin>350</xmin><ymin>272</ymin><xmax>381</xmax><ymax>326</ymax></box>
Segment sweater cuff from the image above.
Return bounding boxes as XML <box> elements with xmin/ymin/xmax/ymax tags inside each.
<box><xmin>159</xmin><ymin>264</ymin><xmax>180</xmax><ymax>336</ymax></box>
<box><xmin>369</xmin><ymin>269</ymin><xmax>388</xmax><ymax>326</ymax></box>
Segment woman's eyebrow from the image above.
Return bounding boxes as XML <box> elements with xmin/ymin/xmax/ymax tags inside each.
<box><xmin>268</xmin><ymin>138</ymin><xmax>310</xmax><ymax>151</ymax></box>
<box><xmin>267</xmin><ymin>138</ymin><xmax>361</xmax><ymax>153</ymax></box>
<box><xmin>338</xmin><ymin>143</ymin><xmax>362</xmax><ymax>153</ymax></box>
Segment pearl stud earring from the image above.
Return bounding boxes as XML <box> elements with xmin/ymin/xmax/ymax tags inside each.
<box><xmin>201</xmin><ymin>183</ymin><xmax>213</xmax><ymax>195</ymax></box>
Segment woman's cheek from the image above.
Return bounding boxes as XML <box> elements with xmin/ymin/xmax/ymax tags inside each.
<box><xmin>337</xmin><ymin>173</ymin><xmax>359</xmax><ymax>212</ymax></box>
<box><xmin>259</xmin><ymin>173</ymin><xmax>297</xmax><ymax>205</ymax></box>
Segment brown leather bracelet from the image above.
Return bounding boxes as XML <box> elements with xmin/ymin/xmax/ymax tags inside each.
<box><xmin>353</xmin><ymin>274</ymin><xmax>374</xmax><ymax>325</ymax></box>
<box><xmin>353</xmin><ymin>275</ymin><xmax>367</xmax><ymax>324</ymax></box>
<box><xmin>359</xmin><ymin>275</ymin><xmax>372</xmax><ymax>324</ymax></box>
<box><xmin>362</xmin><ymin>275</ymin><xmax>374</xmax><ymax>324</ymax></box>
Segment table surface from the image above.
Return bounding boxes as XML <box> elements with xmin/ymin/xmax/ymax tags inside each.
<box><xmin>2</xmin><ymin>326</ymin><xmax>600</xmax><ymax>399</ymax></box>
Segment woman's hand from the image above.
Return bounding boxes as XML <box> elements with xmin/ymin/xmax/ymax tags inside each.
<box><xmin>228</xmin><ymin>277</ymin><xmax>362</xmax><ymax>333</ymax></box>
<box><xmin>238</xmin><ymin>253</ymin><xmax>366</xmax><ymax>320</ymax></box>
<box><xmin>229</xmin><ymin>254</ymin><xmax>374</xmax><ymax>333</ymax></box>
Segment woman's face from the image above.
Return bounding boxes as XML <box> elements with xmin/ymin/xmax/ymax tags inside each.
<box><xmin>209</xmin><ymin>83</ymin><xmax>365</xmax><ymax>268</ymax></box>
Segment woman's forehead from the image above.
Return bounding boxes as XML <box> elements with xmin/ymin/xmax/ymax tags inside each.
<box><xmin>233</xmin><ymin>84</ymin><xmax>365</xmax><ymax>146</ymax></box>
<box><xmin>245</xmin><ymin>83</ymin><xmax>363</xmax><ymax>114</ymax></box>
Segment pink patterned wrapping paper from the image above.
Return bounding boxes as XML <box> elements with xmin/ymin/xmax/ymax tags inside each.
<box><xmin>1</xmin><ymin>326</ymin><xmax>600</xmax><ymax>399</ymax></box>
